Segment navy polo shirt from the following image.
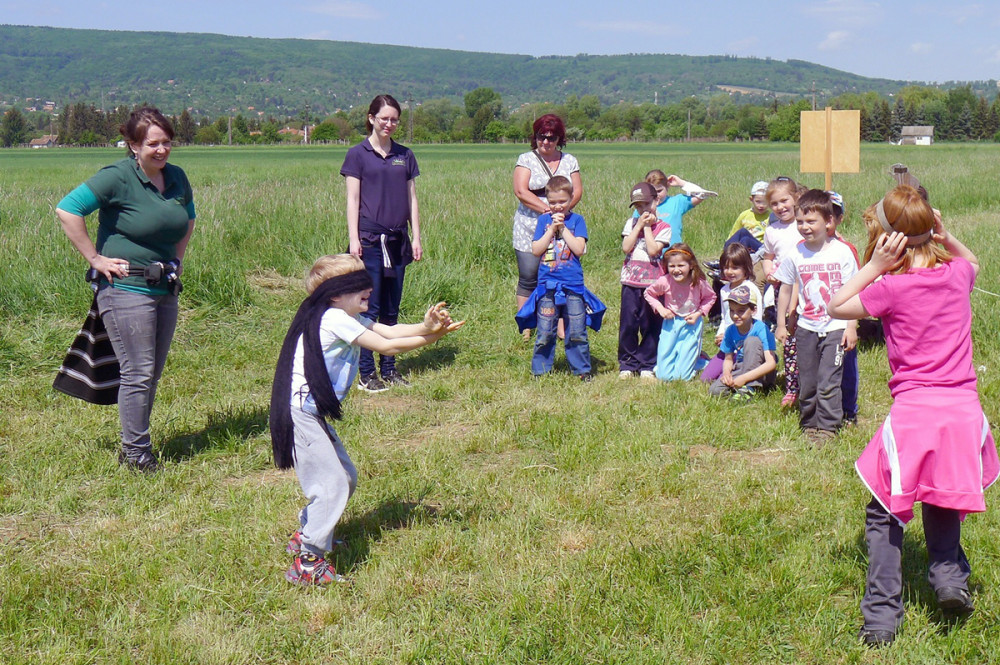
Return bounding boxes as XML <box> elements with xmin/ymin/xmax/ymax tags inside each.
<box><xmin>340</xmin><ymin>139</ymin><xmax>419</xmax><ymax>235</ymax></box>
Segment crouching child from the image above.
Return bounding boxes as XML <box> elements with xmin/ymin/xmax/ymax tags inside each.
<box><xmin>709</xmin><ymin>284</ymin><xmax>777</xmax><ymax>400</ymax></box>
<box><xmin>270</xmin><ymin>254</ymin><xmax>463</xmax><ymax>586</ymax></box>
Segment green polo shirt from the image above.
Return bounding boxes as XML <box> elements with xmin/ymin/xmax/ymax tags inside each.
<box><xmin>62</xmin><ymin>157</ymin><xmax>195</xmax><ymax>294</ymax></box>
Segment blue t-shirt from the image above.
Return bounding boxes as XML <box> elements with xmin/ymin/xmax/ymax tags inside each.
<box><xmin>340</xmin><ymin>139</ymin><xmax>419</xmax><ymax>235</ymax></box>
<box><xmin>722</xmin><ymin>319</ymin><xmax>776</xmax><ymax>364</ymax></box>
<box><xmin>633</xmin><ymin>194</ymin><xmax>694</xmax><ymax>246</ymax></box>
<box><xmin>533</xmin><ymin>211</ymin><xmax>587</xmax><ymax>291</ymax></box>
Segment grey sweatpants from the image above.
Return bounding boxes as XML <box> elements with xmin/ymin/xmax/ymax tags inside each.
<box><xmin>861</xmin><ymin>497</ymin><xmax>970</xmax><ymax>632</ymax></box>
<box><xmin>291</xmin><ymin>407</ymin><xmax>358</xmax><ymax>557</ymax></box>
<box><xmin>795</xmin><ymin>328</ymin><xmax>843</xmax><ymax>431</ymax></box>
<box><xmin>708</xmin><ymin>336</ymin><xmax>775</xmax><ymax>396</ymax></box>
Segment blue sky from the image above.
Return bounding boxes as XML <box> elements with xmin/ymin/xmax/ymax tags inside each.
<box><xmin>4</xmin><ymin>0</ymin><xmax>998</xmax><ymax>83</ymax></box>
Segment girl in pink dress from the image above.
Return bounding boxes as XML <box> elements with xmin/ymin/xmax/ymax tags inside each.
<box><xmin>828</xmin><ymin>185</ymin><xmax>999</xmax><ymax>647</ymax></box>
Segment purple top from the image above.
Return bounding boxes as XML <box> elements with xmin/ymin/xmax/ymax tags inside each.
<box><xmin>340</xmin><ymin>139</ymin><xmax>419</xmax><ymax>235</ymax></box>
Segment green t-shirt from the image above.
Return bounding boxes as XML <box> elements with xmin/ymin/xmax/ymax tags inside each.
<box><xmin>86</xmin><ymin>158</ymin><xmax>194</xmax><ymax>293</ymax></box>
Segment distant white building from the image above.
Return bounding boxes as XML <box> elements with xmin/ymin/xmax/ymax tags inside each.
<box><xmin>29</xmin><ymin>135</ymin><xmax>58</xmax><ymax>148</ymax></box>
<box><xmin>900</xmin><ymin>126</ymin><xmax>934</xmax><ymax>146</ymax></box>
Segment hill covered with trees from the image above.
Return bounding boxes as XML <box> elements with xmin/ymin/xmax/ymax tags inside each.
<box><xmin>0</xmin><ymin>24</ymin><xmax>937</xmax><ymax>117</ymax></box>
<box><xmin>3</xmin><ymin>25</ymin><xmax>999</xmax><ymax>147</ymax></box>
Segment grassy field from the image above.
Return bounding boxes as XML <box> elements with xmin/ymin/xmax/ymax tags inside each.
<box><xmin>1</xmin><ymin>142</ymin><xmax>999</xmax><ymax>664</ymax></box>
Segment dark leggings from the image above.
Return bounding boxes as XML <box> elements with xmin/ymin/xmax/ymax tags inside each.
<box><xmin>515</xmin><ymin>249</ymin><xmax>542</xmax><ymax>298</ymax></box>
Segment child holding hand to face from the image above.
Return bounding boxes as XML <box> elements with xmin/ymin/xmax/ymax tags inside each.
<box><xmin>516</xmin><ymin>175</ymin><xmax>606</xmax><ymax>380</ymax></box>
<box><xmin>619</xmin><ymin>181</ymin><xmax>673</xmax><ymax>379</ymax></box>
<box><xmin>828</xmin><ymin>185</ymin><xmax>998</xmax><ymax>647</ymax></box>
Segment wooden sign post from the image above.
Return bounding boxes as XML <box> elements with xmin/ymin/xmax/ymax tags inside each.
<box><xmin>800</xmin><ymin>107</ymin><xmax>860</xmax><ymax>190</ymax></box>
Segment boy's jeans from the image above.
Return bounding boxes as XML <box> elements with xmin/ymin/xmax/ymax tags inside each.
<box><xmin>96</xmin><ymin>285</ymin><xmax>178</xmax><ymax>457</ymax></box>
<box><xmin>532</xmin><ymin>291</ymin><xmax>591</xmax><ymax>376</ymax></box>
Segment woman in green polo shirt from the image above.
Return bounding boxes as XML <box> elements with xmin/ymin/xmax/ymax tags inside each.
<box><xmin>56</xmin><ymin>107</ymin><xmax>195</xmax><ymax>472</ymax></box>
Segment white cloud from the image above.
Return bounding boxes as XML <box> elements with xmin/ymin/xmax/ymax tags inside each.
<box><xmin>909</xmin><ymin>42</ymin><xmax>932</xmax><ymax>55</ymax></box>
<box><xmin>303</xmin><ymin>1</ymin><xmax>382</xmax><ymax>20</ymax></box>
<box><xmin>819</xmin><ymin>30</ymin><xmax>851</xmax><ymax>50</ymax></box>
<box><xmin>576</xmin><ymin>20</ymin><xmax>678</xmax><ymax>38</ymax></box>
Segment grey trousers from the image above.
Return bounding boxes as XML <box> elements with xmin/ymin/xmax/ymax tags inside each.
<box><xmin>291</xmin><ymin>407</ymin><xmax>358</xmax><ymax>557</ymax></box>
<box><xmin>795</xmin><ymin>328</ymin><xmax>843</xmax><ymax>431</ymax></box>
<box><xmin>96</xmin><ymin>285</ymin><xmax>178</xmax><ymax>456</ymax></box>
<box><xmin>861</xmin><ymin>497</ymin><xmax>971</xmax><ymax>631</ymax></box>
<box><xmin>708</xmin><ymin>336</ymin><xmax>775</xmax><ymax>396</ymax></box>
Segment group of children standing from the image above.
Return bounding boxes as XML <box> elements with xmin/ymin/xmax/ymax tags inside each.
<box><xmin>517</xmin><ymin>169</ymin><xmax>861</xmax><ymax>446</ymax></box>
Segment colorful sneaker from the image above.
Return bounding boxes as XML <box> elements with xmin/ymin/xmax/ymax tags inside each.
<box><xmin>731</xmin><ymin>386</ymin><xmax>755</xmax><ymax>402</ymax></box>
<box><xmin>358</xmin><ymin>374</ymin><xmax>388</xmax><ymax>393</ymax></box>
<box><xmin>780</xmin><ymin>392</ymin><xmax>797</xmax><ymax>408</ymax></box>
<box><xmin>286</xmin><ymin>531</ymin><xmax>345</xmax><ymax>554</ymax></box>
<box><xmin>578</xmin><ymin>372</ymin><xmax>594</xmax><ymax>382</ymax></box>
<box><xmin>381</xmin><ymin>369</ymin><xmax>411</xmax><ymax>387</ymax></box>
<box><xmin>285</xmin><ymin>552</ymin><xmax>349</xmax><ymax>586</ymax></box>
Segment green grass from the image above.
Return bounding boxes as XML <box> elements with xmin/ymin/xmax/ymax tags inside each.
<box><xmin>1</xmin><ymin>142</ymin><xmax>999</xmax><ymax>663</ymax></box>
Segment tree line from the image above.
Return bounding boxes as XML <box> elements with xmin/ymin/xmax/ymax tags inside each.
<box><xmin>3</xmin><ymin>84</ymin><xmax>999</xmax><ymax>148</ymax></box>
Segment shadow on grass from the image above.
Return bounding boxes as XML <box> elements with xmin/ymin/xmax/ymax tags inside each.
<box><xmin>158</xmin><ymin>405</ymin><xmax>269</xmax><ymax>461</ymax></box>
<box><xmin>397</xmin><ymin>343</ymin><xmax>459</xmax><ymax>375</ymax></box>
<box><xmin>837</xmin><ymin>525</ymin><xmax>974</xmax><ymax>636</ymax></box>
<box><xmin>332</xmin><ymin>497</ymin><xmax>442</xmax><ymax>573</ymax></box>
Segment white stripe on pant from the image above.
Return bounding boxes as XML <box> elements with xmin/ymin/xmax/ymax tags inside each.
<box><xmin>291</xmin><ymin>406</ymin><xmax>358</xmax><ymax>557</ymax></box>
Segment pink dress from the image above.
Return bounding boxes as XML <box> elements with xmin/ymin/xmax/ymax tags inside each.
<box><xmin>855</xmin><ymin>257</ymin><xmax>998</xmax><ymax>523</ymax></box>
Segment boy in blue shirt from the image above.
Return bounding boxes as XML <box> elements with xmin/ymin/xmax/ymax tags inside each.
<box><xmin>515</xmin><ymin>175</ymin><xmax>605</xmax><ymax>380</ymax></box>
<box><xmin>709</xmin><ymin>285</ymin><xmax>777</xmax><ymax>399</ymax></box>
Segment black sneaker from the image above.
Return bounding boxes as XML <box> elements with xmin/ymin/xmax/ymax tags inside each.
<box><xmin>937</xmin><ymin>586</ymin><xmax>974</xmax><ymax>613</ymax></box>
<box><xmin>358</xmin><ymin>374</ymin><xmax>388</xmax><ymax>393</ymax></box>
<box><xmin>578</xmin><ymin>372</ymin><xmax>594</xmax><ymax>382</ymax></box>
<box><xmin>858</xmin><ymin>627</ymin><xmax>895</xmax><ymax>648</ymax></box>
<box><xmin>381</xmin><ymin>370</ymin><xmax>411</xmax><ymax>387</ymax></box>
<box><xmin>118</xmin><ymin>449</ymin><xmax>160</xmax><ymax>473</ymax></box>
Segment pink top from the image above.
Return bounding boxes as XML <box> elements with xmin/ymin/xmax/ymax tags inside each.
<box><xmin>859</xmin><ymin>257</ymin><xmax>977</xmax><ymax>397</ymax></box>
<box><xmin>643</xmin><ymin>277</ymin><xmax>716</xmax><ymax>317</ymax></box>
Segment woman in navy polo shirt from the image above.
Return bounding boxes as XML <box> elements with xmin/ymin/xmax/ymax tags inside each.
<box><xmin>341</xmin><ymin>94</ymin><xmax>421</xmax><ymax>393</ymax></box>
<box><xmin>56</xmin><ymin>107</ymin><xmax>195</xmax><ymax>472</ymax></box>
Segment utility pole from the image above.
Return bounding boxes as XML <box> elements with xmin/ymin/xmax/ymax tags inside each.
<box><xmin>406</xmin><ymin>94</ymin><xmax>414</xmax><ymax>143</ymax></box>
<box><xmin>812</xmin><ymin>81</ymin><xmax>816</xmax><ymax>111</ymax></box>
<box><xmin>227</xmin><ymin>115</ymin><xmax>232</xmax><ymax>146</ymax></box>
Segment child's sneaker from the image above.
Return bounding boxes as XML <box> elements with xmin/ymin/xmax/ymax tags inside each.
<box><xmin>731</xmin><ymin>386</ymin><xmax>755</xmax><ymax>402</ymax></box>
<box><xmin>780</xmin><ymin>392</ymin><xmax>797</xmax><ymax>408</ymax></box>
<box><xmin>285</xmin><ymin>552</ymin><xmax>349</xmax><ymax>586</ymax></box>
<box><xmin>639</xmin><ymin>370</ymin><xmax>657</xmax><ymax>381</ymax></box>
<box><xmin>381</xmin><ymin>369</ymin><xmax>410</xmax><ymax>387</ymax></box>
<box><xmin>358</xmin><ymin>374</ymin><xmax>388</xmax><ymax>393</ymax></box>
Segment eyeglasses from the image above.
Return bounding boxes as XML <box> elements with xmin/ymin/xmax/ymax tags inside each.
<box><xmin>374</xmin><ymin>116</ymin><xmax>399</xmax><ymax>125</ymax></box>
<box><xmin>536</xmin><ymin>134</ymin><xmax>558</xmax><ymax>143</ymax></box>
